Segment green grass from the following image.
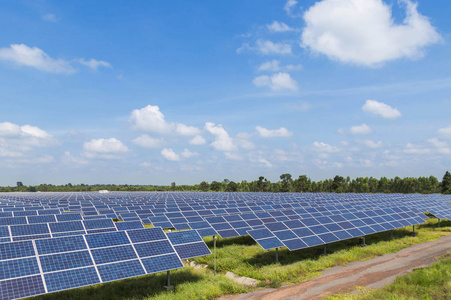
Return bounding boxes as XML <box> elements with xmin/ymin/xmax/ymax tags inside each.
<box><xmin>30</xmin><ymin>218</ymin><xmax>450</xmax><ymax>300</ymax></box>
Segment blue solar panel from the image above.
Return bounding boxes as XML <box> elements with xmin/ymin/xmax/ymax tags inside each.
<box><xmin>85</xmin><ymin>231</ymin><xmax>130</xmax><ymax>249</ymax></box>
<box><xmin>302</xmin><ymin>235</ymin><xmax>323</xmax><ymax>247</ymax></box>
<box><xmin>0</xmin><ymin>241</ymin><xmax>35</xmax><ymax>260</ymax></box>
<box><xmin>44</xmin><ymin>266</ymin><xmax>100</xmax><ymax>293</ymax></box>
<box><xmin>134</xmin><ymin>240</ymin><xmax>174</xmax><ymax>258</ymax></box>
<box><xmin>0</xmin><ymin>257</ymin><xmax>40</xmax><ymax>280</ymax></box>
<box><xmin>127</xmin><ymin>228</ymin><xmax>166</xmax><ymax>243</ymax></box>
<box><xmin>174</xmin><ymin>241</ymin><xmax>211</xmax><ymax>259</ymax></box>
<box><xmin>167</xmin><ymin>230</ymin><xmax>202</xmax><ymax>245</ymax></box>
<box><xmin>273</xmin><ymin>230</ymin><xmax>297</xmax><ymax>241</ymax></box>
<box><xmin>10</xmin><ymin>224</ymin><xmax>50</xmax><ymax>237</ymax></box>
<box><xmin>197</xmin><ymin>228</ymin><xmax>218</xmax><ymax>237</ymax></box>
<box><xmin>35</xmin><ymin>235</ymin><xmax>87</xmax><ymax>255</ymax></box>
<box><xmin>0</xmin><ymin>217</ymin><xmax>27</xmax><ymax>226</ymax></box>
<box><xmin>0</xmin><ymin>226</ymin><xmax>9</xmax><ymax>238</ymax></box>
<box><xmin>282</xmin><ymin>238</ymin><xmax>307</xmax><ymax>251</ymax></box>
<box><xmin>39</xmin><ymin>250</ymin><xmax>93</xmax><ymax>272</ymax></box>
<box><xmin>27</xmin><ymin>215</ymin><xmax>57</xmax><ymax>224</ymax></box>
<box><xmin>256</xmin><ymin>237</ymin><xmax>284</xmax><ymax>250</ymax></box>
<box><xmin>247</xmin><ymin>228</ymin><xmax>273</xmax><ymax>240</ymax></box>
<box><xmin>91</xmin><ymin>245</ymin><xmax>137</xmax><ymax>264</ymax></box>
<box><xmin>217</xmin><ymin>229</ymin><xmax>239</xmax><ymax>238</ymax></box>
<box><xmin>0</xmin><ymin>275</ymin><xmax>46</xmax><ymax>300</ymax></box>
<box><xmin>83</xmin><ymin>219</ymin><xmax>114</xmax><ymax>230</ymax></box>
<box><xmin>97</xmin><ymin>259</ymin><xmax>145</xmax><ymax>282</ymax></box>
<box><xmin>115</xmin><ymin>221</ymin><xmax>143</xmax><ymax>231</ymax></box>
<box><xmin>141</xmin><ymin>253</ymin><xmax>183</xmax><ymax>274</ymax></box>
<box><xmin>56</xmin><ymin>214</ymin><xmax>83</xmax><ymax>222</ymax></box>
<box><xmin>49</xmin><ymin>221</ymin><xmax>84</xmax><ymax>233</ymax></box>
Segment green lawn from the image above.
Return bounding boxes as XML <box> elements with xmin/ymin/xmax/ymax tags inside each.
<box><xmin>33</xmin><ymin>218</ymin><xmax>450</xmax><ymax>300</ymax></box>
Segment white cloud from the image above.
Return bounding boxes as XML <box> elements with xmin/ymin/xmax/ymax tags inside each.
<box><xmin>175</xmin><ymin>123</ymin><xmax>200</xmax><ymax>136</ymax></box>
<box><xmin>204</xmin><ymin>122</ymin><xmax>237</xmax><ymax>152</ymax></box>
<box><xmin>361</xmin><ymin>140</ymin><xmax>382</xmax><ymax>148</ymax></box>
<box><xmin>253</xmin><ymin>72</ymin><xmax>298</xmax><ymax>91</ymax></box>
<box><xmin>132</xmin><ymin>134</ymin><xmax>164</xmax><ymax>148</ymax></box>
<box><xmin>256</xmin><ymin>40</ymin><xmax>292</xmax><ymax>55</ymax></box>
<box><xmin>403</xmin><ymin>143</ymin><xmax>431</xmax><ymax>154</ymax></box>
<box><xmin>161</xmin><ymin>148</ymin><xmax>180</xmax><ymax>161</ymax></box>
<box><xmin>255</xmin><ymin>126</ymin><xmax>293</xmax><ymax>138</ymax></box>
<box><xmin>0</xmin><ymin>122</ymin><xmax>21</xmax><ymax>136</ymax></box>
<box><xmin>235</xmin><ymin>132</ymin><xmax>255</xmax><ymax>149</ymax></box>
<box><xmin>258</xmin><ymin>158</ymin><xmax>273</xmax><ymax>168</ymax></box>
<box><xmin>83</xmin><ymin>138</ymin><xmax>128</xmax><ymax>159</ymax></box>
<box><xmin>42</xmin><ymin>14</ymin><xmax>57</xmax><ymax>22</ymax></box>
<box><xmin>284</xmin><ymin>0</ymin><xmax>298</xmax><ymax>15</ymax></box>
<box><xmin>337</xmin><ymin>128</ymin><xmax>345</xmax><ymax>135</ymax></box>
<box><xmin>438</xmin><ymin>126</ymin><xmax>451</xmax><ymax>139</ymax></box>
<box><xmin>267</xmin><ymin>21</ymin><xmax>295</xmax><ymax>32</ymax></box>
<box><xmin>257</xmin><ymin>60</ymin><xmax>302</xmax><ymax>72</ymax></box>
<box><xmin>428</xmin><ymin>138</ymin><xmax>451</xmax><ymax>154</ymax></box>
<box><xmin>350</xmin><ymin>123</ymin><xmax>372</xmax><ymax>135</ymax></box>
<box><xmin>301</xmin><ymin>0</ymin><xmax>441</xmax><ymax>66</ymax></box>
<box><xmin>78</xmin><ymin>58</ymin><xmax>112</xmax><ymax>70</ymax></box>
<box><xmin>313</xmin><ymin>141</ymin><xmax>339</xmax><ymax>153</ymax></box>
<box><xmin>362</xmin><ymin>100</ymin><xmax>401</xmax><ymax>119</ymax></box>
<box><xmin>225</xmin><ymin>152</ymin><xmax>243</xmax><ymax>161</ymax></box>
<box><xmin>0</xmin><ymin>44</ymin><xmax>75</xmax><ymax>73</ymax></box>
<box><xmin>189</xmin><ymin>135</ymin><xmax>206</xmax><ymax>145</ymax></box>
<box><xmin>130</xmin><ymin>105</ymin><xmax>174</xmax><ymax>134</ymax></box>
<box><xmin>62</xmin><ymin>151</ymin><xmax>88</xmax><ymax>165</ymax></box>
<box><xmin>181</xmin><ymin>148</ymin><xmax>198</xmax><ymax>158</ymax></box>
<box><xmin>20</xmin><ymin>125</ymin><xmax>51</xmax><ymax>139</ymax></box>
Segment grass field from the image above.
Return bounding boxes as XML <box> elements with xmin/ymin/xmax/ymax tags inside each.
<box><xmin>33</xmin><ymin>218</ymin><xmax>451</xmax><ymax>300</ymax></box>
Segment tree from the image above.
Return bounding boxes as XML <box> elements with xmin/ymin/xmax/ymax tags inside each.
<box><xmin>17</xmin><ymin>182</ymin><xmax>23</xmax><ymax>187</ymax></box>
<box><xmin>293</xmin><ymin>175</ymin><xmax>311</xmax><ymax>193</ymax></box>
<box><xmin>280</xmin><ymin>173</ymin><xmax>293</xmax><ymax>192</ymax></box>
<box><xmin>442</xmin><ymin>171</ymin><xmax>451</xmax><ymax>194</ymax></box>
<box><xmin>210</xmin><ymin>181</ymin><xmax>221</xmax><ymax>192</ymax></box>
<box><xmin>199</xmin><ymin>181</ymin><xmax>209</xmax><ymax>192</ymax></box>
<box><xmin>332</xmin><ymin>175</ymin><xmax>345</xmax><ymax>192</ymax></box>
<box><xmin>226</xmin><ymin>181</ymin><xmax>238</xmax><ymax>192</ymax></box>
<box><xmin>171</xmin><ymin>182</ymin><xmax>176</xmax><ymax>191</ymax></box>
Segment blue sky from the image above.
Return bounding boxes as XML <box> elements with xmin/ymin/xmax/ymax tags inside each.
<box><xmin>0</xmin><ymin>0</ymin><xmax>450</xmax><ymax>186</ymax></box>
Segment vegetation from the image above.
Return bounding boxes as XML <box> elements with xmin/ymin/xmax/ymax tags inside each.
<box><xmin>3</xmin><ymin>171</ymin><xmax>450</xmax><ymax>194</ymax></box>
<box><xmin>31</xmin><ymin>218</ymin><xmax>450</xmax><ymax>300</ymax></box>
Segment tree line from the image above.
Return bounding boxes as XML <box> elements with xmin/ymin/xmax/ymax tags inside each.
<box><xmin>2</xmin><ymin>171</ymin><xmax>451</xmax><ymax>194</ymax></box>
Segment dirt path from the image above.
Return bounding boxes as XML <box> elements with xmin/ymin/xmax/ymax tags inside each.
<box><xmin>219</xmin><ymin>234</ymin><xmax>451</xmax><ymax>300</ymax></box>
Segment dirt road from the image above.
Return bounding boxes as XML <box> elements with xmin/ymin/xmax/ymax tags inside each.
<box><xmin>219</xmin><ymin>234</ymin><xmax>451</xmax><ymax>300</ymax></box>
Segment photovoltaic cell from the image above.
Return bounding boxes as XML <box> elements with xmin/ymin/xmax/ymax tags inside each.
<box><xmin>97</xmin><ymin>259</ymin><xmax>145</xmax><ymax>282</ymax></box>
<box><xmin>0</xmin><ymin>275</ymin><xmax>45</xmax><ymax>300</ymax></box>
<box><xmin>127</xmin><ymin>228</ymin><xmax>167</xmax><ymax>243</ymax></box>
<box><xmin>134</xmin><ymin>240</ymin><xmax>174</xmax><ymax>258</ymax></box>
<box><xmin>256</xmin><ymin>237</ymin><xmax>284</xmax><ymax>250</ymax></box>
<box><xmin>166</xmin><ymin>230</ymin><xmax>202</xmax><ymax>245</ymax></box>
<box><xmin>0</xmin><ymin>241</ymin><xmax>35</xmax><ymax>260</ymax></box>
<box><xmin>0</xmin><ymin>257</ymin><xmax>40</xmax><ymax>280</ymax></box>
<box><xmin>141</xmin><ymin>253</ymin><xmax>184</xmax><ymax>274</ymax></box>
<box><xmin>44</xmin><ymin>266</ymin><xmax>100</xmax><ymax>293</ymax></box>
<box><xmin>49</xmin><ymin>221</ymin><xmax>84</xmax><ymax>233</ymax></box>
<box><xmin>115</xmin><ymin>221</ymin><xmax>143</xmax><ymax>231</ymax></box>
<box><xmin>91</xmin><ymin>245</ymin><xmax>137</xmax><ymax>264</ymax></box>
<box><xmin>39</xmin><ymin>250</ymin><xmax>93</xmax><ymax>273</ymax></box>
<box><xmin>174</xmin><ymin>242</ymin><xmax>211</xmax><ymax>259</ymax></box>
<box><xmin>85</xmin><ymin>231</ymin><xmax>130</xmax><ymax>249</ymax></box>
<box><xmin>35</xmin><ymin>235</ymin><xmax>87</xmax><ymax>255</ymax></box>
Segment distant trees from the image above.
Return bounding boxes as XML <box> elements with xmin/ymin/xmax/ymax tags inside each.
<box><xmin>442</xmin><ymin>171</ymin><xmax>451</xmax><ymax>194</ymax></box>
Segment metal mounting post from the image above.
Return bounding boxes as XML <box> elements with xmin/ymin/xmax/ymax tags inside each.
<box><xmin>412</xmin><ymin>225</ymin><xmax>417</xmax><ymax>236</ymax></box>
<box><xmin>275</xmin><ymin>247</ymin><xmax>279</xmax><ymax>263</ymax></box>
<box><xmin>390</xmin><ymin>230</ymin><xmax>394</xmax><ymax>240</ymax></box>
<box><xmin>213</xmin><ymin>235</ymin><xmax>217</xmax><ymax>276</ymax></box>
<box><xmin>360</xmin><ymin>236</ymin><xmax>366</xmax><ymax>247</ymax></box>
<box><xmin>324</xmin><ymin>245</ymin><xmax>327</xmax><ymax>255</ymax></box>
<box><xmin>164</xmin><ymin>270</ymin><xmax>173</xmax><ymax>291</ymax></box>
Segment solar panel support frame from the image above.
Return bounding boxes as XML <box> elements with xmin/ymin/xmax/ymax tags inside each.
<box><xmin>164</xmin><ymin>270</ymin><xmax>174</xmax><ymax>291</ymax></box>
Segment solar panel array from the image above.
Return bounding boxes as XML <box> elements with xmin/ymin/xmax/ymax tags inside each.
<box><xmin>0</xmin><ymin>191</ymin><xmax>449</xmax><ymax>299</ymax></box>
<box><xmin>0</xmin><ymin>228</ymin><xmax>184</xmax><ymax>300</ymax></box>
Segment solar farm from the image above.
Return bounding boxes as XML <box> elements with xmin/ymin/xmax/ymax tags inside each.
<box><xmin>0</xmin><ymin>192</ymin><xmax>450</xmax><ymax>300</ymax></box>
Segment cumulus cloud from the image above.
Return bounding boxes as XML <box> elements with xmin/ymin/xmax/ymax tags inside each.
<box><xmin>362</xmin><ymin>100</ymin><xmax>401</xmax><ymax>119</ymax></box>
<box><xmin>350</xmin><ymin>123</ymin><xmax>372</xmax><ymax>135</ymax></box>
<box><xmin>189</xmin><ymin>135</ymin><xmax>206</xmax><ymax>145</ymax></box>
<box><xmin>428</xmin><ymin>138</ymin><xmax>451</xmax><ymax>154</ymax></box>
<box><xmin>0</xmin><ymin>122</ymin><xmax>56</xmax><ymax>158</ymax></box>
<box><xmin>284</xmin><ymin>0</ymin><xmax>298</xmax><ymax>15</ymax></box>
<box><xmin>301</xmin><ymin>0</ymin><xmax>441</xmax><ymax>66</ymax></box>
<box><xmin>0</xmin><ymin>44</ymin><xmax>75</xmax><ymax>73</ymax></box>
<box><xmin>256</xmin><ymin>40</ymin><xmax>292</xmax><ymax>55</ymax></box>
<box><xmin>175</xmin><ymin>123</ymin><xmax>200</xmax><ymax>136</ymax></box>
<box><xmin>204</xmin><ymin>122</ymin><xmax>237</xmax><ymax>152</ymax></box>
<box><xmin>255</xmin><ymin>126</ymin><xmax>293</xmax><ymax>138</ymax></box>
<box><xmin>181</xmin><ymin>148</ymin><xmax>198</xmax><ymax>158</ymax></box>
<box><xmin>132</xmin><ymin>134</ymin><xmax>165</xmax><ymax>148</ymax></box>
<box><xmin>78</xmin><ymin>58</ymin><xmax>112</xmax><ymax>70</ymax></box>
<box><xmin>257</xmin><ymin>60</ymin><xmax>302</xmax><ymax>72</ymax></box>
<box><xmin>267</xmin><ymin>21</ymin><xmax>295</xmax><ymax>32</ymax></box>
<box><xmin>258</xmin><ymin>158</ymin><xmax>273</xmax><ymax>168</ymax></box>
<box><xmin>253</xmin><ymin>72</ymin><xmax>298</xmax><ymax>91</ymax></box>
<box><xmin>404</xmin><ymin>143</ymin><xmax>430</xmax><ymax>154</ymax></box>
<box><xmin>161</xmin><ymin>148</ymin><xmax>180</xmax><ymax>161</ymax></box>
<box><xmin>313</xmin><ymin>141</ymin><xmax>339</xmax><ymax>153</ymax></box>
<box><xmin>438</xmin><ymin>126</ymin><xmax>451</xmax><ymax>139</ymax></box>
<box><xmin>361</xmin><ymin>140</ymin><xmax>382</xmax><ymax>148</ymax></box>
<box><xmin>130</xmin><ymin>105</ymin><xmax>173</xmax><ymax>134</ymax></box>
<box><xmin>83</xmin><ymin>138</ymin><xmax>128</xmax><ymax>159</ymax></box>
<box><xmin>62</xmin><ymin>151</ymin><xmax>88</xmax><ymax>166</ymax></box>
<box><xmin>235</xmin><ymin>132</ymin><xmax>255</xmax><ymax>149</ymax></box>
